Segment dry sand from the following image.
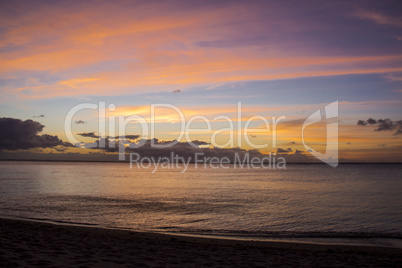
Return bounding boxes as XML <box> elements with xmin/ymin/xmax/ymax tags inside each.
<box><xmin>0</xmin><ymin>218</ymin><xmax>401</xmax><ymax>267</ymax></box>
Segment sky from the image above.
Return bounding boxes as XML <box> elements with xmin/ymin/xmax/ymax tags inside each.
<box><xmin>0</xmin><ymin>0</ymin><xmax>401</xmax><ymax>162</ymax></box>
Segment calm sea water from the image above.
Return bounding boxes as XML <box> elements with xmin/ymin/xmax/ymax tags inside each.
<box><xmin>0</xmin><ymin>161</ymin><xmax>401</xmax><ymax>247</ymax></box>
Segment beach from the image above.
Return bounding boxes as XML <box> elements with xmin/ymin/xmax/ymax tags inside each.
<box><xmin>2</xmin><ymin>0</ymin><xmax>402</xmax><ymax>266</ymax></box>
<box><xmin>1</xmin><ymin>218</ymin><xmax>401</xmax><ymax>267</ymax></box>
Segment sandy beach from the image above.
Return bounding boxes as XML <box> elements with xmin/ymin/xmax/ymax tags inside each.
<box><xmin>0</xmin><ymin>218</ymin><xmax>401</xmax><ymax>267</ymax></box>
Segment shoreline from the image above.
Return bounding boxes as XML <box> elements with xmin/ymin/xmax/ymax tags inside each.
<box><xmin>1</xmin><ymin>218</ymin><xmax>401</xmax><ymax>267</ymax></box>
<box><xmin>3</xmin><ymin>215</ymin><xmax>402</xmax><ymax>252</ymax></box>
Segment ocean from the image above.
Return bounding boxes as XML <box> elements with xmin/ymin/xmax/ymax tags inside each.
<box><xmin>0</xmin><ymin>161</ymin><xmax>401</xmax><ymax>248</ymax></box>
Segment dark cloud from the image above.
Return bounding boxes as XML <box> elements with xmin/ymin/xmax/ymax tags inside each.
<box><xmin>77</xmin><ymin>132</ymin><xmax>98</xmax><ymax>138</ymax></box>
<box><xmin>116</xmin><ymin>135</ymin><xmax>140</xmax><ymax>140</ymax></box>
<box><xmin>357</xmin><ymin>118</ymin><xmax>402</xmax><ymax>135</ymax></box>
<box><xmin>0</xmin><ymin>117</ymin><xmax>72</xmax><ymax>150</ymax></box>
<box><xmin>77</xmin><ymin>132</ymin><xmax>140</xmax><ymax>140</ymax></box>
<box><xmin>77</xmin><ymin>136</ymin><xmax>268</xmax><ymax>162</ymax></box>
<box><xmin>375</xmin><ymin>119</ymin><xmax>402</xmax><ymax>134</ymax></box>
<box><xmin>277</xmin><ymin>147</ymin><xmax>293</xmax><ymax>153</ymax></box>
<box><xmin>33</xmin><ymin>114</ymin><xmax>44</xmax><ymax>118</ymax></box>
<box><xmin>173</xmin><ymin>89</ymin><xmax>181</xmax><ymax>93</ymax></box>
<box><xmin>75</xmin><ymin>120</ymin><xmax>86</xmax><ymax>124</ymax></box>
<box><xmin>357</xmin><ymin>120</ymin><xmax>366</xmax><ymax>126</ymax></box>
<box><xmin>274</xmin><ymin>148</ymin><xmax>314</xmax><ymax>163</ymax></box>
<box><xmin>0</xmin><ymin>129</ymin><xmax>316</xmax><ymax>163</ymax></box>
<box><xmin>54</xmin><ymin>146</ymin><xmax>68</xmax><ymax>152</ymax></box>
<box><xmin>187</xmin><ymin>140</ymin><xmax>209</xmax><ymax>146</ymax></box>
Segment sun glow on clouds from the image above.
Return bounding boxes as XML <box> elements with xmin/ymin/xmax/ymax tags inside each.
<box><xmin>1</xmin><ymin>1</ymin><xmax>402</xmax><ymax>100</ymax></box>
<box><xmin>0</xmin><ymin>0</ymin><xmax>402</xmax><ymax>161</ymax></box>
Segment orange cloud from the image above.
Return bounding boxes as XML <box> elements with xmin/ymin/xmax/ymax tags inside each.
<box><xmin>1</xmin><ymin>2</ymin><xmax>402</xmax><ymax>100</ymax></box>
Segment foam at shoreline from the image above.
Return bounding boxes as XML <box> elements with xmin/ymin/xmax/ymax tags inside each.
<box><xmin>3</xmin><ymin>215</ymin><xmax>401</xmax><ymax>251</ymax></box>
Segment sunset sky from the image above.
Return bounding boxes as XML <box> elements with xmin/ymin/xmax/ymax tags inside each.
<box><xmin>0</xmin><ymin>0</ymin><xmax>401</xmax><ymax>162</ymax></box>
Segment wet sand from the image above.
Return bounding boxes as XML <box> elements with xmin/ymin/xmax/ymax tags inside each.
<box><xmin>0</xmin><ymin>218</ymin><xmax>401</xmax><ymax>267</ymax></box>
